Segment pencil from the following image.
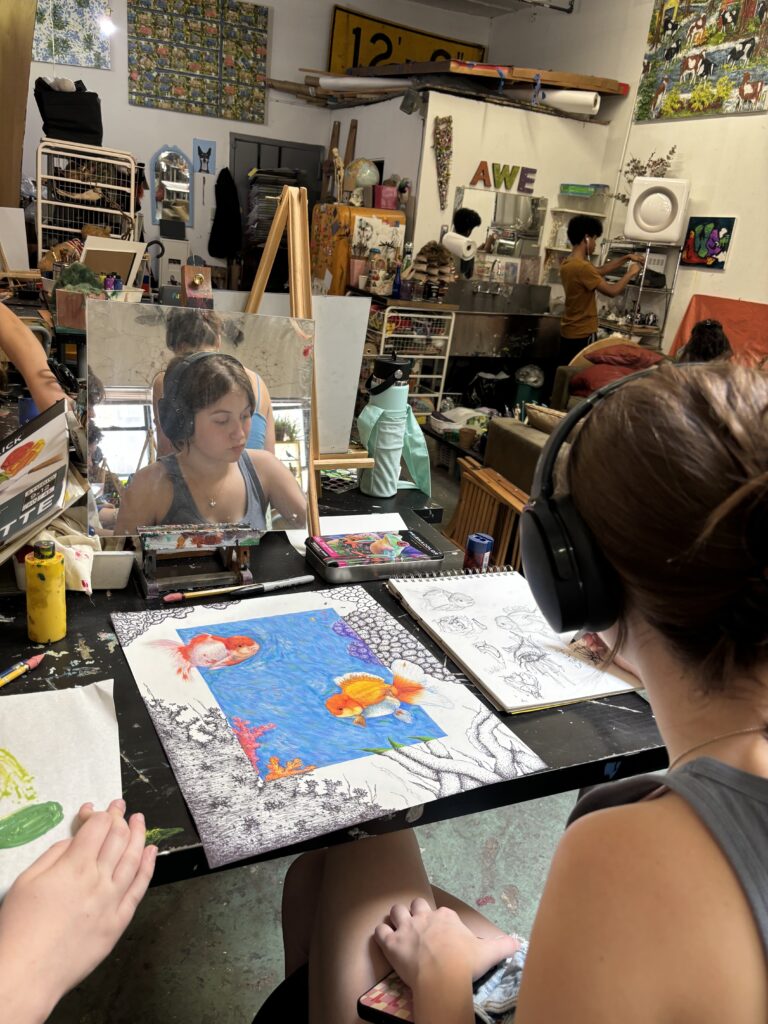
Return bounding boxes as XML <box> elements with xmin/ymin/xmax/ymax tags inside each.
<box><xmin>0</xmin><ymin>652</ymin><xmax>46</xmax><ymax>689</ymax></box>
<box><xmin>163</xmin><ymin>574</ymin><xmax>315</xmax><ymax>603</ymax></box>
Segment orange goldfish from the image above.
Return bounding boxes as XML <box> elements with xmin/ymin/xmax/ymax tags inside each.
<box><xmin>151</xmin><ymin>633</ymin><xmax>260</xmax><ymax>680</ymax></box>
<box><xmin>325</xmin><ymin>663</ymin><xmax>424</xmax><ymax>727</ymax></box>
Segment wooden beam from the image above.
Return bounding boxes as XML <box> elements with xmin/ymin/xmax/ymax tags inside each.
<box><xmin>0</xmin><ymin>0</ymin><xmax>37</xmax><ymax>208</ymax></box>
<box><xmin>343</xmin><ymin>59</ymin><xmax>630</xmax><ymax>96</ymax></box>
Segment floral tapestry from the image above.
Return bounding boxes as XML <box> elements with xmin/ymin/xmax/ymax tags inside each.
<box><xmin>127</xmin><ymin>0</ymin><xmax>268</xmax><ymax>123</ymax></box>
<box><xmin>34</xmin><ymin>0</ymin><xmax>112</xmax><ymax>69</ymax></box>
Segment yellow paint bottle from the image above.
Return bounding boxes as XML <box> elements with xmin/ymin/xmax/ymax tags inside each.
<box><xmin>25</xmin><ymin>540</ymin><xmax>66</xmax><ymax>644</ymax></box>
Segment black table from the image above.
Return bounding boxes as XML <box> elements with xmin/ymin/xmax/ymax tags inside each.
<box><xmin>320</xmin><ymin>481</ymin><xmax>445</xmax><ymax>525</ymax></box>
<box><xmin>0</xmin><ymin>531</ymin><xmax>665</xmax><ymax>886</ymax></box>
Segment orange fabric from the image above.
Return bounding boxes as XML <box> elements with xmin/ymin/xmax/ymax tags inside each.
<box><xmin>670</xmin><ymin>295</ymin><xmax>768</xmax><ymax>367</ymax></box>
<box><xmin>559</xmin><ymin>257</ymin><xmax>603</xmax><ymax>338</ymax></box>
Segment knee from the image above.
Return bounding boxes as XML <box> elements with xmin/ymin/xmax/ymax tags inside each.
<box><xmin>283</xmin><ymin>849</ymin><xmax>326</xmax><ymax>901</ymax></box>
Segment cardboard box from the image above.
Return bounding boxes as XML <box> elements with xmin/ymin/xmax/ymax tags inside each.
<box><xmin>55</xmin><ymin>290</ymin><xmax>104</xmax><ymax>330</ymax></box>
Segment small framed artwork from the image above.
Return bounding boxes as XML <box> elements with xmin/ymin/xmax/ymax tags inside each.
<box><xmin>681</xmin><ymin>216</ymin><xmax>735</xmax><ymax>271</ymax></box>
<box><xmin>193</xmin><ymin>139</ymin><xmax>216</xmax><ymax>175</ymax></box>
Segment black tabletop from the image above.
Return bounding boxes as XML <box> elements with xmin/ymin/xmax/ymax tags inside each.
<box><xmin>0</xmin><ymin>531</ymin><xmax>665</xmax><ymax>886</ymax></box>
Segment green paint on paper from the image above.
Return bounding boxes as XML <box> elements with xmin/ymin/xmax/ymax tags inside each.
<box><xmin>0</xmin><ymin>748</ymin><xmax>37</xmax><ymax>806</ymax></box>
<box><xmin>0</xmin><ymin>802</ymin><xmax>63</xmax><ymax>848</ymax></box>
<box><xmin>145</xmin><ymin>826</ymin><xmax>183</xmax><ymax>846</ymax></box>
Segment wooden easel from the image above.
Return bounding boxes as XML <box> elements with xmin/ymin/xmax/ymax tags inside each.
<box><xmin>245</xmin><ymin>185</ymin><xmax>374</xmax><ymax>537</ymax></box>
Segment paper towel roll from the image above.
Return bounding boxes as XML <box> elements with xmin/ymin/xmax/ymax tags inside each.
<box><xmin>442</xmin><ymin>231</ymin><xmax>477</xmax><ymax>260</ymax></box>
<box><xmin>507</xmin><ymin>87</ymin><xmax>601</xmax><ymax>117</ymax></box>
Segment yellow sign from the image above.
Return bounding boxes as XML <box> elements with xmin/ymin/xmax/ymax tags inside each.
<box><xmin>328</xmin><ymin>6</ymin><xmax>486</xmax><ymax>75</ymax></box>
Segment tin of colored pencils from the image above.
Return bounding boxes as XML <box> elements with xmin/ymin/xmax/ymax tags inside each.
<box><xmin>25</xmin><ymin>540</ymin><xmax>67</xmax><ymax>644</ymax></box>
<box><xmin>463</xmin><ymin>532</ymin><xmax>494</xmax><ymax>572</ymax></box>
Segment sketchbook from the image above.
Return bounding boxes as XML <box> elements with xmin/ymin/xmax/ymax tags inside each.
<box><xmin>387</xmin><ymin>570</ymin><xmax>639</xmax><ymax>714</ymax></box>
<box><xmin>111</xmin><ymin>586</ymin><xmax>546</xmax><ymax>869</ymax></box>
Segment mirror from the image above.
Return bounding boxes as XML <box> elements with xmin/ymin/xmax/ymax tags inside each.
<box><xmin>454</xmin><ymin>188</ymin><xmax>548</xmax><ymax>256</ymax></box>
<box><xmin>151</xmin><ymin>146</ymin><xmax>193</xmax><ymax>226</ymax></box>
<box><xmin>86</xmin><ymin>303</ymin><xmax>313</xmax><ymax>540</ymax></box>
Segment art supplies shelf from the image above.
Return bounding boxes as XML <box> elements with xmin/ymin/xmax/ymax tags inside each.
<box><xmin>597</xmin><ymin>238</ymin><xmax>683</xmax><ymax>347</ymax></box>
<box><xmin>362</xmin><ymin>300</ymin><xmax>456</xmax><ymax>412</ymax></box>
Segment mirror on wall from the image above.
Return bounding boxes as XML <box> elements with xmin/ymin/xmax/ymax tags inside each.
<box><xmin>454</xmin><ymin>187</ymin><xmax>548</xmax><ymax>258</ymax></box>
<box><xmin>86</xmin><ymin>303</ymin><xmax>313</xmax><ymax>540</ymax></box>
<box><xmin>151</xmin><ymin>146</ymin><xmax>193</xmax><ymax>226</ymax></box>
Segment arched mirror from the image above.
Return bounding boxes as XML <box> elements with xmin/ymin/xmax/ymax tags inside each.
<box><xmin>151</xmin><ymin>146</ymin><xmax>193</xmax><ymax>227</ymax></box>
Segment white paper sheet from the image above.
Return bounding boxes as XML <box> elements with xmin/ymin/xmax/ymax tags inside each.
<box><xmin>0</xmin><ymin>680</ymin><xmax>121</xmax><ymax>897</ymax></box>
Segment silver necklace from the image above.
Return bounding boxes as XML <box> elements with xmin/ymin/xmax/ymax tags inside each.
<box><xmin>208</xmin><ymin>497</ymin><xmax>216</xmax><ymax>508</ymax></box>
<box><xmin>668</xmin><ymin>725</ymin><xmax>768</xmax><ymax>771</ymax></box>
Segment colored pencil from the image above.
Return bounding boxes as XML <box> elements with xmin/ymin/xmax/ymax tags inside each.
<box><xmin>0</xmin><ymin>652</ymin><xmax>46</xmax><ymax>690</ymax></box>
<box><xmin>163</xmin><ymin>574</ymin><xmax>315</xmax><ymax>603</ymax></box>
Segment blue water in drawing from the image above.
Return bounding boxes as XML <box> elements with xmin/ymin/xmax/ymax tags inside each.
<box><xmin>177</xmin><ymin>609</ymin><xmax>445</xmax><ymax>773</ymax></box>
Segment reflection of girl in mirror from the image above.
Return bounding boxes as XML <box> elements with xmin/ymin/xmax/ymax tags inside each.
<box><xmin>115</xmin><ymin>353</ymin><xmax>305</xmax><ymax>534</ymax></box>
<box><xmin>152</xmin><ymin>308</ymin><xmax>275</xmax><ymax>457</ymax></box>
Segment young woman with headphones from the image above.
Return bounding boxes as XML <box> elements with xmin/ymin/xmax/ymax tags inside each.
<box><xmin>259</xmin><ymin>360</ymin><xmax>768</xmax><ymax>1024</ymax></box>
<box><xmin>115</xmin><ymin>352</ymin><xmax>305</xmax><ymax>534</ymax></box>
<box><xmin>152</xmin><ymin>307</ymin><xmax>276</xmax><ymax>457</ymax></box>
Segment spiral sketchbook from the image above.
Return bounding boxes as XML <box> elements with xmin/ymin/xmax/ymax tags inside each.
<box><xmin>387</xmin><ymin>569</ymin><xmax>639</xmax><ymax>713</ymax></box>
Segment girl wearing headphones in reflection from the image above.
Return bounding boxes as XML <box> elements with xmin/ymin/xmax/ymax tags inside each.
<box><xmin>115</xmin><ymin>353</ymin><xmax>305</xmax><ymax>534</ymax></box>
<box><xmin>259</xmin><ymin>361</ymin><xmax>768</xmax><ymax>1024</ymax></box>
<box><xmin>152</xmin><ymin>308</ymin><xmax>275</xmax><ymax>457</ymax></box>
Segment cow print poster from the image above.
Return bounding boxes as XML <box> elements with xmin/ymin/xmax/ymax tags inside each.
<box><xmin>635</xmin><ymin>0</ymin><xmax>768</xmax><ymax>123</ymax></box>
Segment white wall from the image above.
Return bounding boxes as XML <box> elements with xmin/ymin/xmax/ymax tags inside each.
<box><xmin>24</xmin><ymin>0</ymin><xmax>490</xmax><ymax>259</ymax></box>
<box><xmin>488</xmin><ymin>0</ymin><xmax>768</xmax><ymax>345</ymax></box>
<box><xmin>412</xmin><ymin>91</ymin><xmax>611</xmax><ymax>253</ymax></box>
<box><xmin>333</xmin><ymin>98</ymin><xmax>426</xmax><ymax>190</ymax></box>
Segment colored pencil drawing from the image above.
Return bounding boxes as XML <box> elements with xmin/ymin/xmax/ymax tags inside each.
<box><xmin>112</xmin><ymin>587</ymin><xmax>546</xmax><ymax>869</ymax></box>
<box><xmin>176</xmin><ymin>609</ymin><xmax>447</xmax><ymax>774</ymax></box>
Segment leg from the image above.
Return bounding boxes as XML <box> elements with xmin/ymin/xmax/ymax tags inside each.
<box><xmin>306</xmin><ymin>830</ymin><xmax>511</xmax><ymax>1024</ymax></box>
<box><xmin>282</xmin><ymin>850</ymin><xmax>326</xmax><ymax>976</ymax></box>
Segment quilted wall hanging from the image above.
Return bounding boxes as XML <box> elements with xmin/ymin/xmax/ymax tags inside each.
<box><xmin>127</xmin><ymin>0</ymin><xmax>268</xmax><ymax>123</ymax></box>
<box><xmin>34</xmin><ymin>0</ymin><xmax>112</xmax><ymax>69</ymax></box>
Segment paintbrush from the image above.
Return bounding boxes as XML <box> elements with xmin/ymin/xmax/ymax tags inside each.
<box><xmin>163</xmin><ymin>574</ymin><xmax>315</xmax><ymax>603</ymax></box>
<box><xmin>0</xmin><ymin>652</ymin><xmax>46</xmax><ymax>690</ymax></box>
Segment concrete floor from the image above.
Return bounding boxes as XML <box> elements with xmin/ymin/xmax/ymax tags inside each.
<box><xmin>51</xmin><ymin>462</ymin><xmax>574</xmax><ymax>1023</ymax></box>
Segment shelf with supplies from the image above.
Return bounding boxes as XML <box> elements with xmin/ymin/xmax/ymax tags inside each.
<box><xmin>598</xmin><ymin>238</ymin><xmax>683</xmax><ymax>346</ymax></box>
<box><xmin>361</xmin><ymin>302</ymin><xmax>456</xmax><ymax>413</ymax></box>
<box><xmin>551</xmin><ymin>208</ymin><xmax>608</xmax><ymax>218</ymax></box>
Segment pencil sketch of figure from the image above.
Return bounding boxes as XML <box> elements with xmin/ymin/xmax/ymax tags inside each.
<box><xmin>436</xmin><ymin>615</ymin><xmax>474</xmax><ymax>635</ymax></box>
<box><xmin>422</xmin><ymin>588</ymin><xmax>475</xmax><ymax>612</ymax></box>
<box><xmin>502</xmin><ymin>672</ymin><xmax>543</xmax><ymax>702</ymax></box>
<box><xmin>474</xmin><ymin>641</ymin><xmax>505</xmax><ymax>668</ymax></box>
<box><xmin>502</xmin><ymin>632</ymin><xmax>566</xmax><ymax>692</ymax></box>
<box><xmin>472</xmin><ymin>618</ymin><xmax>488</xmax><ymax>631</ymax></box>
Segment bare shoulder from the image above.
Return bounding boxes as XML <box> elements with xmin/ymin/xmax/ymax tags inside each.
<box><xmin>515</xmin><ymin>795</ymin><xmax>767</xmax><ymax>1023</ymax></box>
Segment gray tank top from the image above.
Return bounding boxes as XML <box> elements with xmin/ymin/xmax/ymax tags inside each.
<box><xmin>571</xmin><ymin>757</ymin><xmax>768</xmax><ymax>958</ymax></box>
<box><xmin>662</xmin><ymin>758</ymin><xmax>768</xmax><ymax>956</ymax></box>
<box><xmin>158</xmin><ymin>453</ymin><xmax>267</xmax><ymax>530</ymax></box>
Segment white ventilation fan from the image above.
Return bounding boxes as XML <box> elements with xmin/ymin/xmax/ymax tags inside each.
<box><xmin>624</xmin><ymin>177</ymin><xmax>690</xmax><ymax>244</ymax></box>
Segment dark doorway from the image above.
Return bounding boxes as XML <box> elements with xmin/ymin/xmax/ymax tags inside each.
<box><xmin>229</xmin><ymin>133</ymin><xmax>324</xmax><ymax>291</ymax></box>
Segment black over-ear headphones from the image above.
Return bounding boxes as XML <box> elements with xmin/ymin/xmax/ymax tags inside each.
<box><xmin>157</xmin><ymin>351</ymin><xmax>247</xmax><ymax>445</ymax></box>
<box><xmin>520</xmin><ymin>368</ymin><xmax>657</xmax><ymax>635</ymax></box>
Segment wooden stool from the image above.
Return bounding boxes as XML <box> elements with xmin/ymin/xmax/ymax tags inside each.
<box><xmin>445</xmin><ymin>457</ymin><xmax>528</xmax><ymax>569</ymax></box>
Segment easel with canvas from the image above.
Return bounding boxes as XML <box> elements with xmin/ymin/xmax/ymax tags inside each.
<box><xmin>244</xmin><ymin>183</ymin><xmax>373</xmax><ymax>538</ymax></box>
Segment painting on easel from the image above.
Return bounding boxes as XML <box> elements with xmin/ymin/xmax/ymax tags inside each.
<box><xmin>112</xmin><ymin>587</ymin><xmax>546</xmax><ymax>868</ymax></box>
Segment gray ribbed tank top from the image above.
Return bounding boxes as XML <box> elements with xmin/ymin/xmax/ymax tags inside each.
<box><xmin>158</xmin><ymin>453</ymin><xmax>267</xmax><ymax>530</ymax></box>
<box><xmin>663</xmin><ymin>757</ymin><xmax>768</xmax><ymax>957</ymax></box>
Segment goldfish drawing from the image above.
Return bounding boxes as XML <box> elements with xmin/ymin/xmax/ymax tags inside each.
<box><xmin>325</xmin><ymin>659</ymin><xmax>428</xmax><ymax>727</ymax></box>
<box><xmin>151</xmin><ymin>633</ymin><xmax>260</xmax><ymax>680</ymax></box>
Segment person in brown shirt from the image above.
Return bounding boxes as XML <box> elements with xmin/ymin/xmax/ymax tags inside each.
<box><xmin>559</xmin><ymin>215</ymin><xmax>645</xmax><ymax>363</ymax></box>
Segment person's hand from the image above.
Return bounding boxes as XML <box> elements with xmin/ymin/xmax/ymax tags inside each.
<box><xmin>628</xmin><ymin>251</ymin><xmax>646</xmax><ymax>264</ymax></box>
<box><xmin>0</xmin><ymin>799</ymin><xmax>156</xmax><ymax>1022</ymax></box>
<box><xmin>374</xmin><ymin>898</ymin><xmax>521</xmax><ymax>991</ymax></box>
<box><xmin>627</xmin><ymin>262</ymin><xmax>642</xmax><ymax>278</ymax></box>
